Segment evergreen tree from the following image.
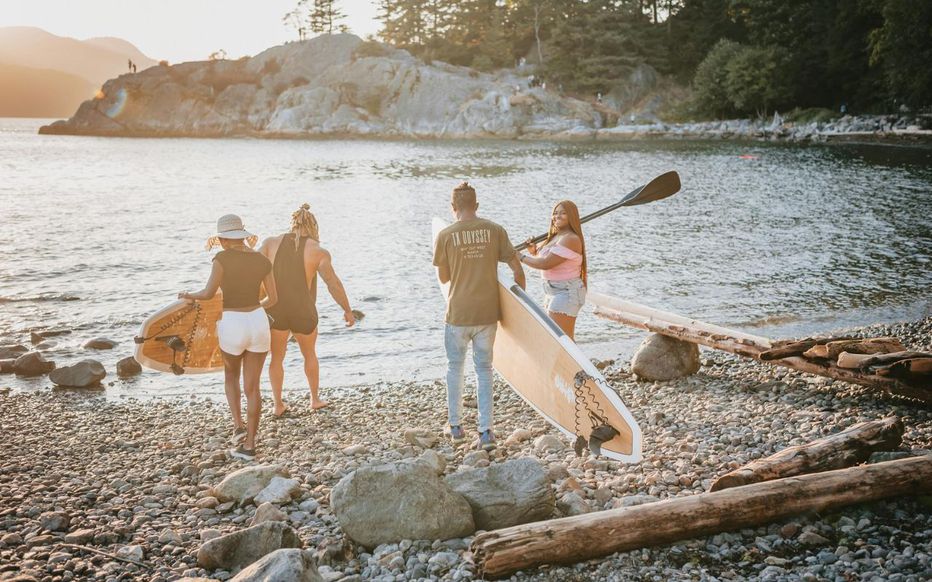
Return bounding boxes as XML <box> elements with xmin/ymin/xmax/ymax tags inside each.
<box><xmin>308</xmin><ymin>0</ymin><xmax>346</xmax><ymax>35</ymax></box>
<box><xmin>869</xmin><ymin>0</ymin><xmax>932</xmax><ymax>108</ymax></box>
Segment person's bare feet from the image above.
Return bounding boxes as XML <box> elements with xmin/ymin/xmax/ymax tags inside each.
<box><xmin>309</xmin><ymin>399</ymin><xmax>329</xmax><ymax>411</ymax></box>
<box><xmin>272</xmin><ymin>404</ymin><xmax>290</xmax><ymax>417</ymax></box>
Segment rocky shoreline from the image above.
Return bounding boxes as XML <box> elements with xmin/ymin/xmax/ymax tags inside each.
<box><xmin>37</xmin><ymin>34</ymin><xmax>931</xmax><ymax>147</ymax></box>
<box><xmin>1</xmin><ymin>317</ymin><xmax>930</xmax><ymax>581</ymax></box>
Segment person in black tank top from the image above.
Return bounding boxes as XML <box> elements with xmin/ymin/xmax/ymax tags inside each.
<box><xmin>180</xmin><ymin>214</ymin><xmax>277</xmax><ymax>461</ymax></box>
<box><xmin>259</xmin><ymin>204</ymin><xmax>356</xmax><ymax>416</ymax></box>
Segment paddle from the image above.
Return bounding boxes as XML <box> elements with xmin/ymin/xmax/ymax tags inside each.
<box><xmin>514</xmin><ymin>170</ymin><xmax>681</xmax><ymax>251</ymax></box>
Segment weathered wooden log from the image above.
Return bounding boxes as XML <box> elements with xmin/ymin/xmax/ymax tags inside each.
<box><xmin>875</xmin><ymin>358</ymin><xmax>932</xmax><ymax>378</ymax></box>
<box><xmin>803</xmin><ymin>337</ymin><xmax>904</xmax><ymax>360</ymax></box>
<box><xmin>759</xmin><ymin>336</ymin><xmax>857</xmax><ymax>361</ymax></box>
<box><xmin>588</xmin><ymin>292</ymin><xmax>928</xmax><ymax>403</ymax></box>
<box><xmin>471</xmin><ymin>455</ymin><xmax>932</xmax><ymax>579</ymax></box>
<box><xmin>709</xmin><ymin>416</ymin><xmax>904</xmax><ymax>492</ymax></box>
<box><xmin>837</xmin><ymin>351</ymin><xmax>931</xmax><ymax>369</ymax></box>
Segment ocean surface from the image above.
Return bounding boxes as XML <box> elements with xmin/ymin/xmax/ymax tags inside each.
<box><xmin>1</xmin><ymin>117</ymin><xmax>930</xmax><ymax>400</ymax></box>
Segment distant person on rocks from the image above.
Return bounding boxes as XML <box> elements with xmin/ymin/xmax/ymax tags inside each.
<box><xmin>128</xmin><ymin>58</ymin><xmax>132</xmax><ymax>72</ymax></box>
<box><xmin>180</xmin><ymin>215</ymin><xmax>277</xmax><ymax>461</ymax></box>
<box><xmin>520</xmin><ymin>200</ymin><xmax>587</xmax><ymax>340</ymax></box>
<box><xmin>259</xmin><ymin>203</ymin><xmax>355</xmax><ymax>417</ymax></box>
<box><xmin>433</xmin><ymin>182</ymin><xmax>525</xmax><ymax>450</ymax></box>
<box><xmin>132</xmin><ymin>63</ymin><xmax>137</xmax><ymax>73</ymax></box>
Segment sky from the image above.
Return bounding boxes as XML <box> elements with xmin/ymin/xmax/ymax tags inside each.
<box><xmin>0</xmin><ymin>0</ymin><xmax>381</xmax><ymax>63</ymax></box>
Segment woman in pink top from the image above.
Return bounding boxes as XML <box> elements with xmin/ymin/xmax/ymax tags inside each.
<box><xmin>519</xmin><ymin>200</ymin><xmax>587</xmax><ymax>339</ymax></box>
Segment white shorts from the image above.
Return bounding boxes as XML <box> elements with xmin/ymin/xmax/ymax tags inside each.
<box><xmin>217</xmin><ymin>308</ymin><xmax>271</xmax><ymax>355</ymax></box>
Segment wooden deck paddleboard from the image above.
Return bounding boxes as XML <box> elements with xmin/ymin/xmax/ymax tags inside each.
<box><xmin>134</xmin><ymin>294</ymin><xmax>224</xmax><ymax>374</ymax></box>
<box><xmin>432</xmin><ymin>217</ymin><xmax>642</xmax><ymax>462</ymax></box>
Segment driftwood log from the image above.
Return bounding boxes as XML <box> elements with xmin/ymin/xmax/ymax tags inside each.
<box><xmin>471</xmin><ymin>455</ymin><xmax>932</xmax><ymax>579</ymax></box>
<box><xmin>709</xmin><ymin>416</ymin><xmax>904</xmax><ymax>492</ymax></box>
<box><xmin>837</xmin><ymin>351</ymin><xmax>930</xmax><ymax>369</ymax></box>
<box><xmin>587</xmin><ymin>293</ymin><xmax>930</xmax><ymax>403</ymax></box>
<box><xmin>759</xmin><ymin>337</ymin><xmax>857</xmax><ymax>361</ymax></box>
<box><xmin>803</xmin><ymin>337</ymin><xmax>905</xmax><ymax>360</ymax></box>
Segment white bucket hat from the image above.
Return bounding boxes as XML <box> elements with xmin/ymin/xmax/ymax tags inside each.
<box><xmin>216</xmin><ymin>214</ymin><xmax>254</xmax><ymax>239</ymax></box>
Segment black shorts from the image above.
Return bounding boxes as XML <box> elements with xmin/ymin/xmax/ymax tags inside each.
<box><xmin>268</xmin><ymin>308</ymin><xmax>318</xmax><ymax>336</ymax></box>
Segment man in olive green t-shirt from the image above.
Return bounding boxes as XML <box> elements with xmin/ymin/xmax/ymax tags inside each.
<box><xmin>433</xmin><ymin>182</ymin><xmax>525</xmax><ymax>450</ymax></box>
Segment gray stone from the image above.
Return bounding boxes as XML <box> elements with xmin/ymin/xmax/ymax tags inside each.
<box><xmin>557</xmin><ymin>492</ymin><xmax>590</xmax><ymax>516</ymax></box>
<box><xmin>504</xmin><ymin>428</ymin><xmax>532</xmax><ymax>446</ymax></box>
<box><xmin>115</xmin><ymin>545</ymin><xmax>144</xmax><ymax>562</ymax></box>
<box><xmin>251</xmin><ymin>502</ymin><xmax>288</xmax><ymax>526</ymax></box>
<box><xmin>403</xmin><ymin>428</ymin><xmax>437</xmax><ymax>448</ymax></box>
<box><xmin>0</xmin><ymin>344</ymin><xmax>28</xmax><ymax>359</ymax></box>
<box><xmin>253</xmin><ymin>476</ymin><xmax>301</xmax><ymax>505</ymax></box>
<box><xmin>116</xmin><ymin>356</ymin><xmax>142</xmax><ymax>377</ymax></box>
<box><xmin>39</xmin><ymin>511</ymin><xmax>70</xmax><ymax>531</ymax></box>
<box><xmin>631</xmin><ymin>333</ymin><xmax>700</xmax><ymax>381</ymax></box>
<box><xmin>445</xmin><ymin>458</ymin><xmax>555</xmax><ymax>530</ymax></box>
<box><xmin>331</xmin><ymin>460</ymin><xmax>474</xmax><ymax>548</ymax></box>
<box><xmin>49</xmin><ymin>359</ymin><xmax>106</xmax><ymax>388</ymax></box>
<box><xmin>229</xmin><ymin>548</ymin><xmax>322</xmax><ymax>582</ymax></box>
<box><xmin>197</xmin><ymin>522</ymin><xmax>302</xmax><ymax>571</ymax></box>
<box><xmin>617</xmin><ymin>494</ymin><xmax>660</xmax><ymax>508</ymax></box>
<box><xmin>13</xmin><ymin>352</ymin><xmax>55</xmax><ymax>377</ymax></box>
<box><xmin>63</xmin><ymin>528</ymin><xmax>94</xmax><ymax>544</ymax></box>
<box><xmin>212</xmin><ymin>464</ymin><xmax>290</xmax><ymax>504</ymax></box>
<box><xmin>533</xmin><ymin>434</ymin><xmax>565</xmax><ymax>453</ymax></box>
<box><xmin>84</xmin><ymin>338</ymin><xmax>117</xmax><ymax>350</ymax></box>
<box><xmin>798</xmin><ymin>531</ymin><xmax>831</xmax><ymax>545</ymax></box>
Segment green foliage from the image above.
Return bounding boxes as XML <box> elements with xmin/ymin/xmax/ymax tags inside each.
<box><xmin>723</xmin><ymin>45</ymin><xmax>790</xmax><ymax>115</ymax></box>
<box><xmin>869</xmin><ymin>0</ymin><xmax>932</xmax><ymax>108</ymax></box>
<box><xmin>691</xmin><ymin>39</ymin><xmax>742</xmax><ymax>117</ymax></box>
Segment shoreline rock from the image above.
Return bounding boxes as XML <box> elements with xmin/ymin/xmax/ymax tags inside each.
<box><xmin>38</xmin><ymin>33</ymin><xmax>931</xmax><ymax>147</ymax></box>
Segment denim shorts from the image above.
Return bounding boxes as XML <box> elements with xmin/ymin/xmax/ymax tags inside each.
<box><xmin>543</xmin><ymin>277</ymin><xmax>586</xmax><ymax>317</ymax></box>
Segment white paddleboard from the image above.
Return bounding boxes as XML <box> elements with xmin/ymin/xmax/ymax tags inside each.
<box><xmin>432</xmin><ymin>217</ymin><xmax>642</xmax><ymax>462</ymax></box>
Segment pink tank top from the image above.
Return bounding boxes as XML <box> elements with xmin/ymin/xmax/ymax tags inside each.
<box><xmin>541</xmin><ymin>244</ymin><xmax>583</xmax><ymax>281</ymax></box>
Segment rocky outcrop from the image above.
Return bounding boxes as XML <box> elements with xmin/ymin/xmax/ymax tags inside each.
<box><xmin>330</xmin><ymin>459</ymin><xmax>474</xmax><ymax>548</ymax></box>
<box><xmin>444</xmin><ymin>458</ymin><xmax>555</xmax><ymax>530</ymax></box>
<box><xmin>631</xmin><ymin>333</ymin><xmax>700</xmax><ymax>381</ymax></box>
<box><xmin>40</xmin><ymin>34</ymin><xmax>600</xmax><ymax>140</ymax></box>
<box><xmin>49</xmin><ymin>359</ymin><xmax>106</xmax><ymax>388</ymax></box>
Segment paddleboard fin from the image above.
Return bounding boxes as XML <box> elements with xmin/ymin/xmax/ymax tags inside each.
<box><xmin>572</xmin><ymin>371</ymin><xmax>622</xmax><ymax>458</ymax></box>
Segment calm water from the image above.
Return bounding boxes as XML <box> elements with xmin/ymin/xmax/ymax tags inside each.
<box><xmin>1</xmin><ymin>118</ymin><xmax>930</xmax><ymax>399</ymax></box>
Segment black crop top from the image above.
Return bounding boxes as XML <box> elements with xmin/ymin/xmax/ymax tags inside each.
<box><xmin>213</xmin><ymin>250</ymin><xmax>272</xmax><ymax>309</ymax></box>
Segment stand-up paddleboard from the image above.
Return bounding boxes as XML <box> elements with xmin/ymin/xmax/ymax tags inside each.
<box><xmin>134</xmin><ymin>294</ymin><xmax>224</xmax><ymax>374</ymax></box>
<box><xmin>432</xmin><ymin>217</ymin><xmax>641</xmax><ymax>462</ymax></box>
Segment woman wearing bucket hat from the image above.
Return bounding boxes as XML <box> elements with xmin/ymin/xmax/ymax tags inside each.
<box><xmin>180</xmin><ymin>214</ymin><xmax>278</xmax><ymax>460</ymax></box>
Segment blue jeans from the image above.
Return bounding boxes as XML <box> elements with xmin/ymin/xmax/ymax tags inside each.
<box><xmin>444</xmin><ymin>323</ymin><xmax>497</xmax><ymax>432</ymax></box>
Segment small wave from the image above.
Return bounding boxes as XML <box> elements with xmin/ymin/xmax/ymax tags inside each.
<box><xmin>0</xmin><ymin>294</ymin><xmax>81</xmax><ymax>304</ymax></box>
<box><xmin>740</xmin><ymin>314</ymin><xmax>803</xmax><ymax>328</ymax></box>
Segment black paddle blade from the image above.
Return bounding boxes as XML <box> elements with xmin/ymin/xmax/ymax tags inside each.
<box><xmin>515</xmin><ymin>170</ymin><xmax>681</xmax><ymax>251</ymax></box>
<box><xmin>588</xmin><ymin>424</ymin><xmax>620</xmax><ymax>456</ymax></box>
<box><xmin>618</xmin><ymin>170</ymin><xmax>681</xmax><ymax>207</ymax></box>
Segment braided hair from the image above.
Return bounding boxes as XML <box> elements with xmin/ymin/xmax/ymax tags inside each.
<box><xmin>291</xmin><ymin>203</ymin><xmax>319</xmax><ymax>248</ymax></box>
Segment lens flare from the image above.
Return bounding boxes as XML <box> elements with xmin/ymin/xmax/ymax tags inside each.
<box><xmin>105</xmin><ymin>87</ymin><xmax>128</xmax><ymax>118</ymax></box>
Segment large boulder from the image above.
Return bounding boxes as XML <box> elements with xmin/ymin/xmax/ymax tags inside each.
<box><xmin>444</xmin><ymin>458</ymin><xmax>555</xmax><ymax>530</ymax></box>
<box><xmin>196</xmin><ymin>522</ymin><xmax>302</xmax><ymax>571</ymax></box>
<box><xmin>631</xmin><ymin>333</ymin><xmax>700</xmax><ymax>381</ymax></box>
<box><xmin>13</xmin><ymin>352</ymin><xmax>55</xmax><ymax>377</ymax></box>
<box><xmin>49</xmin><ymin>359</ymin><xmax>106</xmax><ymax>388</ymax></box>
<box><xmin>212</xmin><ymin>465</ymin><xmax>290</xmax><ymax>504</ymax></box>
<box><xmin>0</xmin><ymin>359</ymin><xmax>14</xmax><ymax>374</ymax></box>
<box><xmin>84</xmin><ymin>338</ymin><xmax>117</xmax><ymax>350</ymax></box>
<box><xmin>331</xmin><ymin>460</ymin><xmax>474</xmax><ymax>548</ymax></box>
<box><xmin>229</xmin><ymin>548</ymin><xmax>322</xmax><ymax>582</ymax></box>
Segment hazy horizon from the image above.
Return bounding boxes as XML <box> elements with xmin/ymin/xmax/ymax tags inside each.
<box><xmin>0</xmin><ymin>0</ymin><xmax>381</xmax><ymax>63</ymax></box>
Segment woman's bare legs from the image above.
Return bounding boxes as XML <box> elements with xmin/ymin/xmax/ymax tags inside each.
<box><xmin>549</xmin><ymin>312</ymin><xmax>577</xmax><ymax>341</ymax></box>
<box><xmin>241</xmin><ymin>350</ymin><xmax>268</xmax><ymax>450</ymax></box>
<box><xmin>293</xmin><ymin>329</ymin><xmax>325</xmax><ymax>410</ymax></box>
<box><xmin>221</xmin><ymin>351</ymin><xmax>245</xmax><ymax>430</ymax></box>
<box><xmin>268</xmin><ymin>329</ymin><xmax>291</xmax><ymax>416</ymax></box>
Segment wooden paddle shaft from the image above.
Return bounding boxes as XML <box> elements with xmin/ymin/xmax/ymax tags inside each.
<box><xmin>471</xmin><ymin>455</ymin><xmax>932</xmax><ymax>578</ymax></box>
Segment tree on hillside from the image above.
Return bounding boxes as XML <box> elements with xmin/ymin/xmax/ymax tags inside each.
<box><xmin>283</xmin><ymin>2</ymin><xmax>309</xmax><ymax>40</ymax></box>
<box><xmin>309</xmin><ymin>0</ymin><xmax>346</xmax><ymax>34</ymax></box>
<box><xmin>869</xmin><ymin>0</ymin><xmax>932</xmax><ymax>109</ymax></box>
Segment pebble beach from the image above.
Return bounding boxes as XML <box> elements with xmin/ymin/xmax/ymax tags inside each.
<box><xmin>1</xmin><ymin>317</ymin><xmax>930</xmax><ymax>582</ymax></box>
